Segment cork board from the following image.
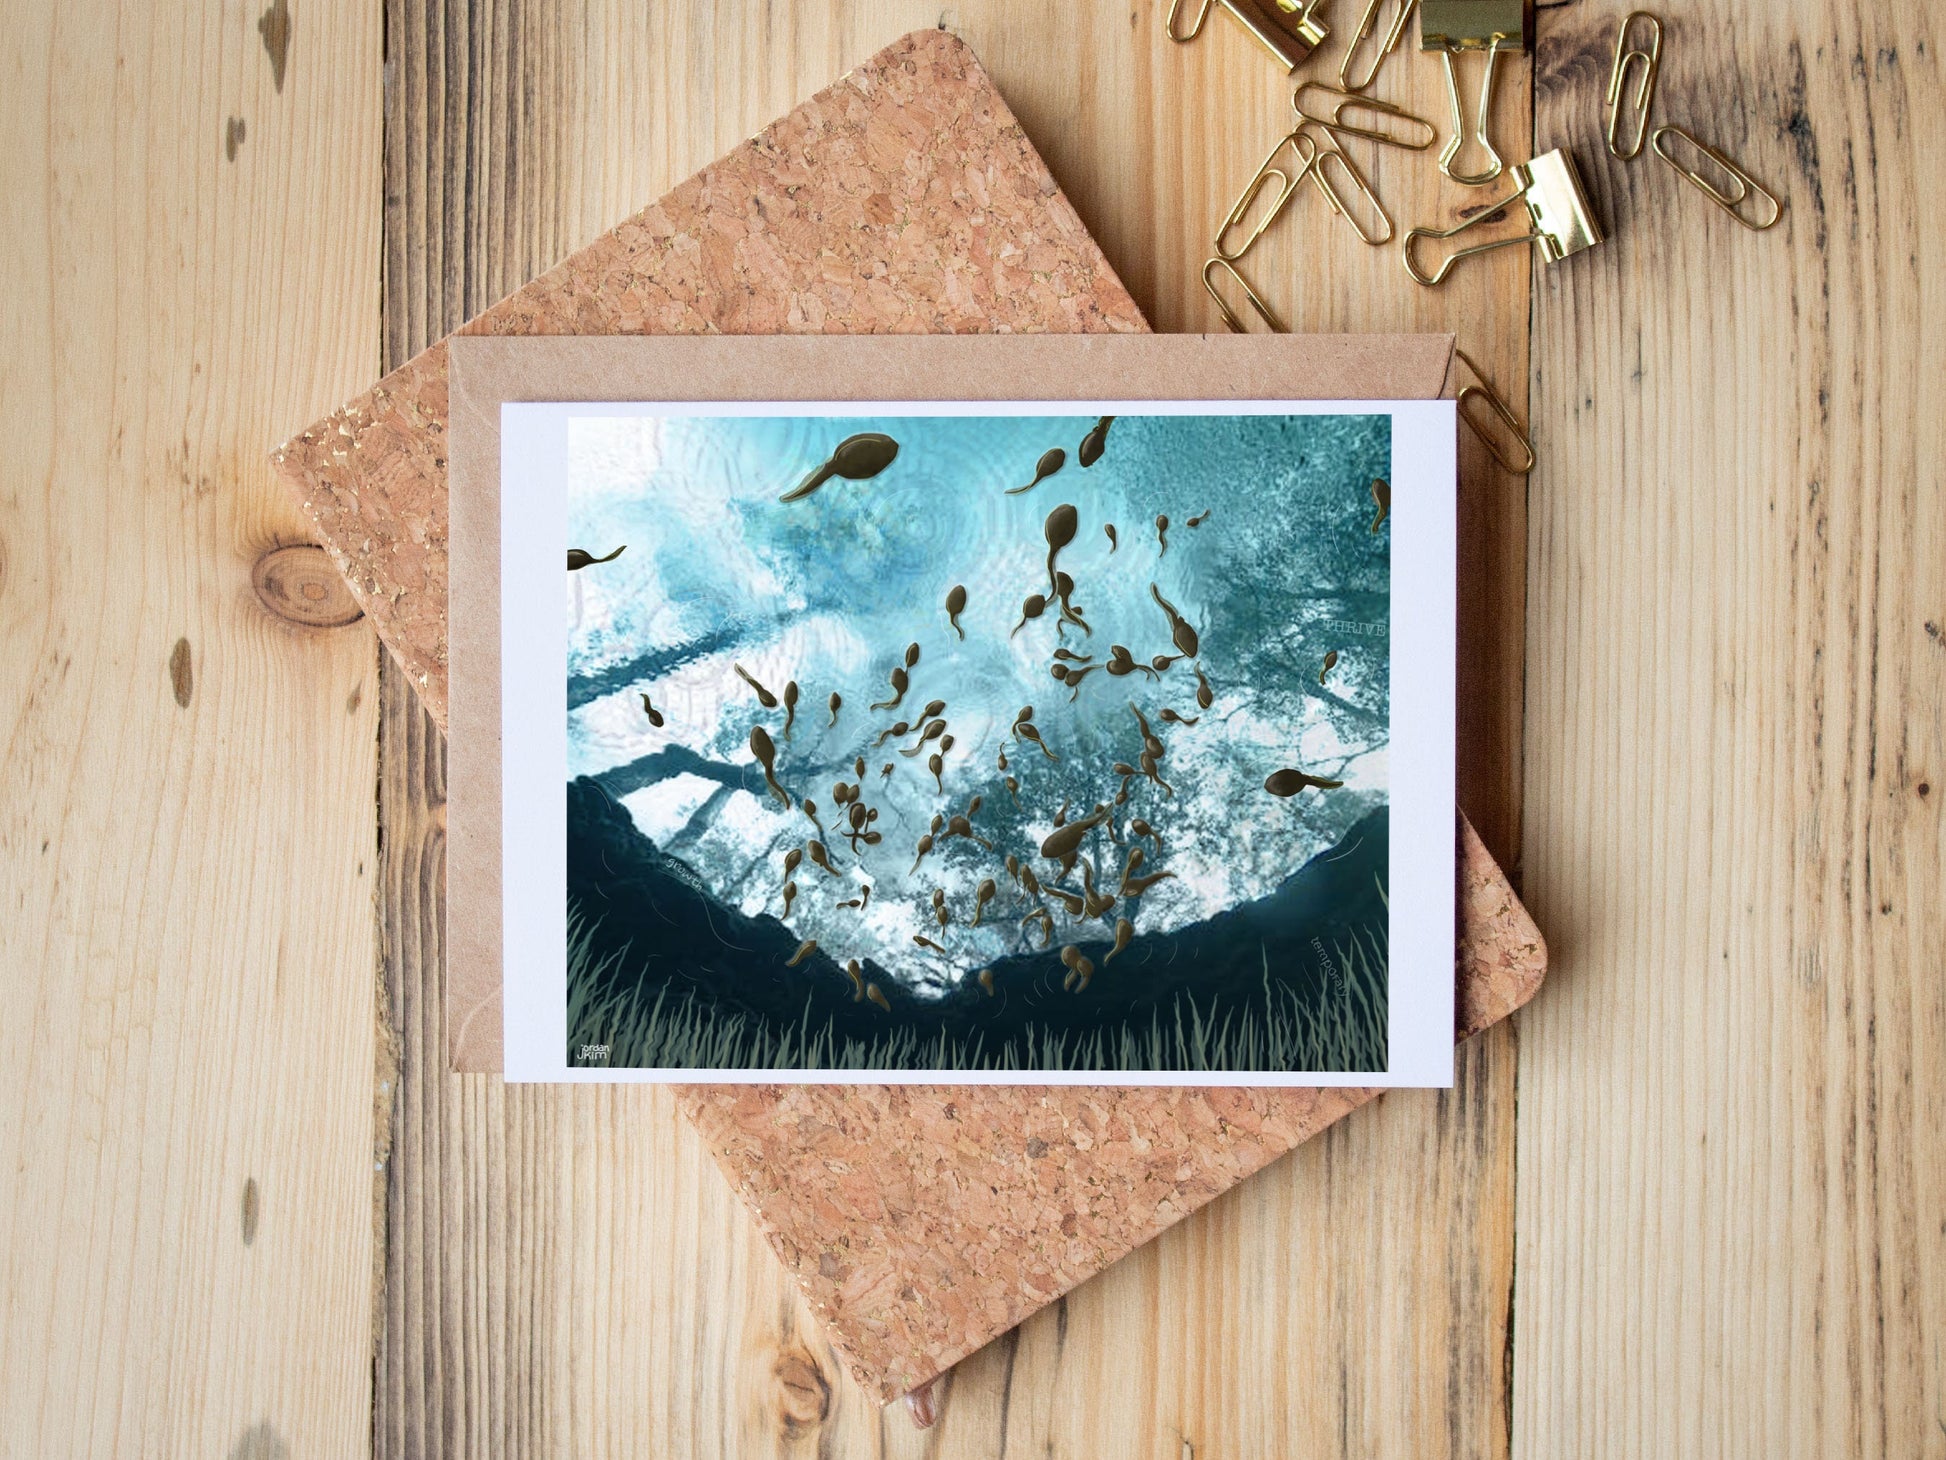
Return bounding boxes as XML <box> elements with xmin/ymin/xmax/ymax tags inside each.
<box><xmin>268</xmin><ymin>29</ymin><xmax>1547</xmax><ymax>1403</ymax></box>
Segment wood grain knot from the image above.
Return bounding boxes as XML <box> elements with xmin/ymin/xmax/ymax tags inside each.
<box><xmin>253</xmin><ymin>545</ymin><xmax>362</xmax><ymax>629</ymax></box>
<box><xmin>169</xmin><ymin>638</ymin><xmax>193</xmax><ymax>707</ymax></box>
<box><xmin>771</xmin><ymin>1350</ymin><xmax>831</xmax><ymax>1433</ymax></box>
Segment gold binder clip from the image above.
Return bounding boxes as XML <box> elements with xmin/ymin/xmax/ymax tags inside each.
<box><xmin>1340</xmin><ymin>0</ymin><xmax>1418</xmax><ymax>93</ymax></box>
<box><xmin>1420</xmin><ymin>0</ymin><xmax>1532</xmax><ymax>186</ymax></box>
<box><xmin>1604</xmin><ymin>11</ymin><xmax>1662</xmax><ymax>160</ymax></box>
<box><xmin>1215</xmin><ymin>129</ymin><xmax>1321</xmax><ymax>260</ymax></box>
<box><xmin>1168</xmin><ymin>0</ymin><xmax>1330</xmax><ymax>72</ymax></box>
<box><xmin>1403</xmin><ymin>147</ymin><xmax>1604</xmax><ymax>285</ymax></box>
<box><xmin>1292</xmin><ymin>81</ymin><xmax>1437</xmax><ymax>151</ymax></box>
<box><xmin>1203</xmin><ymin>257</ymin><xmax>1285</xmax><ymax>332</ymax></box>
<box><xmin>1452</xmin><ymin>348</ymin><xmax>1535</xmax><ymax>473</ymax></box>
<box><xmin>1651</xmin><ymin>125</ymin><xmax>1784</xmax><ymax>230</ymax></box>
<box><xmin>1295</xmin><ymin>122</ymin><xmax>1395</xmax><ymax>245</ymax></box>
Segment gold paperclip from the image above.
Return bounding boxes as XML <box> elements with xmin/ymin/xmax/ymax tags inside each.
<box><xmin>1297</xmin><ymin>124</ymin><xmax>1395</xmax><ymax>245</ymax></box>
<box><xmin>1453</xmin><ymin>348</ymin><xmax>1535</xmax><ymax>473</ymax></box>
<box><xmin>1292</xmin><ymin>81</ymin><xmax>1437</xmax><ymax>151</ymax></box>
<box><xmin>1340</xmin><ymin>0</ymin><xmax>1418</xmax><ymax>93</ymax></box>
<box><xmin>1215</xmin><ymin>129</ymin><xmax>1321</xmax><ymax>260</ymax></box>
<box><xmin>1403</xmin><ymin>147</ymin><xmax>1604</xmax><ymax>285</ymax></box>
<box><xmin>1421</xmin><ymin>0</ymin><xmax>1531</xmax><ymax>186</ymax></box>
<box><xmin>1203</xmin><ymin>257</ymin><xmax>1285</xmax><ymax>332</ymax></box>
<box><xmin>1167</xmin><ymin>0</ymin><xmax>1329</xmax><ymax>72</ymax></box>
<box><xmin>1604</xmin><ymin>11</ymin><xmax>1662</xmax><ymax>160</ymax></box>
<box><xmin>1651</xmin><ymin>124</ymin><xmax>1784</xmax><ymax>230</ymax></box>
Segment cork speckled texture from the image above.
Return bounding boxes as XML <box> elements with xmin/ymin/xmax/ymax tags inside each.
<box><xmin>678</xmin><ymin>814</ymin><xmax>1545</xmax><ymax>1402</ymax></box>
<box><xmin>268</xmin><ymin>28</ymin><xmax>1547</xmax><ymax>1406</ymax></box>
<box><xmin>269</xmin><ymin>29</ymin><xmax>1142</xmax><ymax>728</ymax></box>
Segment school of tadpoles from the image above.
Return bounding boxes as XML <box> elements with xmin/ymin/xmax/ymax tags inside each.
<box><xmin>581</xmin><ymin>417</ymin><xmax>1375</xmax><ymax>1010</ymax></box>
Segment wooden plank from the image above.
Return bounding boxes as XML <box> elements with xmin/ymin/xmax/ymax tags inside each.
<box><xmin>374</xmin><ymin>2</ymin><xmax>1533</xmax><ymax>1453</ymax></box>
<box><xmin>0</xmin><ymin>1</ymin><xmax>383</xmax><ymax>1456</ymax></box>
<box><xmin>1517</xmin><ymin>3</ymin><xmax>1945</xmax><ymax>1457</ymax></box>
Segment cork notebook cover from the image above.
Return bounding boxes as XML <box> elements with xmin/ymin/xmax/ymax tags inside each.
<box><xmin>269</xmin><ymin>29</ymin><xmax>1547</xmax><ymax>1403</ymax></box>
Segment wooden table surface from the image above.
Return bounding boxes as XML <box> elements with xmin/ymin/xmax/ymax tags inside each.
<box><xmin>4</xmin><ymin>2</ymin><xmax>1940</xmax><ymax>1456</ymax></box>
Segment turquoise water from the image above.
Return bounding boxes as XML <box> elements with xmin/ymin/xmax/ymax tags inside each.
<box><xmin>566</xmin><ymin>410</ymin><xmax>1391</xmax><ymax>995</ymax></box>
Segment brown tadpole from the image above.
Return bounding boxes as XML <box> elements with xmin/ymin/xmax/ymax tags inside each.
<box><xmin>977</xmin><ymin>968</ymin><xmax>997</xmax><ymax>996</ymax></box>
<box><xmin>1104</xmin><ymin>917</ymin><xmax>1134</xmax><ymax>965</ymax></box>
<box><xmin>912</xmin><ymin>934</ymin><xmax>949</xmax><ymax>956</ymax></box>
<box><xmin>1160</xmin><ymin>707</ymin><xmax>1199</xmax><ymax>726</ymax></box>
<box><xmin>1186</xmin><ymin>509</ymin><xmax>1212</xmax><ymax>528</ymax></box>
<box><xmin>1004</xmin><ymin>774</ymin><xmax>1021</xmax><ymax>805</ymax></box>
<box><xmin>1104</xmin><ymin>523</ymin><xmax>1119</xmax><ymax>553</ymax></box>
<box><xmin>909</xmin><ymin>834</ymin><xmax>936</xmax><ymax>876</ymax></box>
<box><xmin>1122</xmin><ymin>869</ymin><xmax>1178</xmax><ymax>897</ymax></box>
<box><xmin>782</xmin><ymin>847</ymin><xmax>803</xmax><ymax>881</ymax></box>
<box><xmin>928</xmin><ymin>752</ymin><xmax>945</xmax><ymax>793</ymax></box>
<box><xmin>1010</xmin><ymin>593</ymin><xmax>1048</xmax><ymax>638</ymax></box>
<box><xmin>845</xmin><ymin>959</ymin><xmax>866</xmax><ymax>1002</ymax></box>
<box><xmin>781</xmin><ymin>680</ymin><xmax>799</xmax><ymax>737</ymax></box>
<box><xmin>779</xmin><ymin>431</ymin><xmax>900</xmax><ymax>502</ymax></box>
<box><xmin>807</xmin><ymin>839</ymin><xmax>842</xmax><ymax>876</ymax></box>
<box><xmin>749</xmin><ymin>725</ymin><xmax>790</xmax><ymax>807</ymax></box>
<box><xmin>1265</xmin><ymin>768</ymin><xmax>1346</xmax><ymax>797</ymax></box>
<box><xmin>881</xmin><ymin>762</ymin><xmax>894</xmax><ymax>780</ymax></box>
<box><xmin>945</xmin><ymin>584</ymin><xmax>968</xmax><ymax>639</ymax></box>
<box><xmin>638</xmin><ymin>693</ymin><xmax>665</xmax><ymax>728</ymax></box>
<box><xmin>945</xmin><ymin>814</ymin><xmax>993</xmax><ymax>851</ymax></box>
<box><xmin>1009</xmin><ymin>446</ymin><xmax>1067</xmax><ymax>495</ymax></box>
<box><xmin>1319</xmin><ymin>649</ymin><xmax>1340</xmax><ymax>685</ymax></box>
<box><xmin>781</xmin><ymin>880</ymin><xmax>798</xmax><ymax>917</ymax></box>
<box><xmin>1150</xmin><ymin>583</ymin><xmax>1200</xmax><ymax>657</ymax></box>
<box><xmin>873</xmin><ymin>720</ymin><xmax>910</xmax><ymax>748</ymax></box>
<box><xmin>1040</xmin><ymin>805</ymin><xmax>1109</xmax><ymax>862</ymax></box>
<box><xmin>828</xmin><ymin>690</ymin><xmax>843</xmax><ymax>727</ymax></box>
<box><xmin>734</xmin><ymin>662</ymin><xmax>779</xmax><ymax>708</ymax></box>
<box><xmin>1044</xmin><ymin>504</ymin><xmax>1079</xmax><ymax>590</ymax></box>
<box><xmin>904</xmin><ymin>641</ymin><xmax>922</xmax><ymax>670</ymax></box>
<box><xmin>1078</xmin><ymin>415</ymin><xmax>1114</xmax><ymax>468</ymax></box>
<box><xmin>1369</xmin><ymin>477</ymin><xmax>1391</xmax><ymax>534</ymax></box>
<box><xmin>1060</xmin><ymin>945</ymin><xmax>1096</xmax><ymax>993</ymax></box>
<box><xmin>972</xmin><ymin>878</ymin><xmax>998</xmax><ymax>927</ymax></box>
<box><xmin>854</xmin><ymin>756</ymin><xmax>867</xmax><ymax>778</ymax></box>
<box><xmin>1194</xmin><ymin>663</ymin><xmax>1214</xmax><ymax>710</ymax></box>
<box><xmin>784</xmin><ymin>939</ymin><xmax>817</xmax><ymax>968</ymax></box>
<box><xmin>1130</xmin><ymin>818</ymin><xmax>1163</xmax><ymax>857</ymax></box>
<box><xmin>1015</xmin><ymin>721</ymin><xmax>1060</xmax><ymax>762</ymax></box>
<box><xmin>1155</xmin><ymin>514</ymin><xmax>1170</xmax><ymax>555</ymax></box>
<box><xmin>919</xmin><ymin>698</ymin><xmax>947</xmax><ymax>720</ymax></box>
<box><xmin>866</xmin><ymin>982</ymin><xmax>892</xmax><ymax>1012</ymax></box>
<box><xmin>567</xmin><ymin>545</ymin><xmax>625</xmax><ymax>570</ymax></box>
<box><xmin>900</xmin><ymin>719</ymin><xmax>946</xmax><ymax>757</ymax></box>
<box><xmin>869</xmin><ymin>666</ymin><xmax>909</xmax><ymax>711</ymax></box>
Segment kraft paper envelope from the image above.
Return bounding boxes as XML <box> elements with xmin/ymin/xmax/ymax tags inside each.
<box><xmin>444</xmin><ymin>332</ymin><xmax>1547</xmax><ymax>1399</ymax></box>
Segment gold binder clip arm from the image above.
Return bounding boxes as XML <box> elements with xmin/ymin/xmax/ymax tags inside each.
<box><xmin>1167</xmin><ymin>0</ymin><xmax>1328</xmax><ymax>71</ymax></box>
<box><xmin>1421</xmin><ymin>1</ymin><xmax>1531</xmax><ymax>185</ymax></box>
<box><xmin>1434</xmin><ymin>40</ymin><xmax>1512</xmax><ymax>185</ymax></box>
<box><xmin>1604</xmin><ymin>11</ymin><xmax>1663</xmax><ymax>160</ymax></box>
<box><xmin>1402</xmin><ymin>148</ymin><xmax>1604</xmax><ymax>285</ymax></box>
<box><xmin>1202</xmin><ymin>257</ymin><xmax>1285</xmax><ymax>333</ymax></box>
<box><xmin>1294</xmin><ymin>123</ymin><xmax>1395</xmax><ymax>245</ymax></box>
<box><xmin>1651</xmin><ymin>124</ymin><xmax>1784</xmax><ymax>231</ymax></box>
<box><xmin>1340</xmin><ymin>0</ymin><xmax>1418</xmax><ymax>93</ymax></box>
<box><xmin>1215</xmin><ymin>129</ymin><xmax>1321</xmax><ymax>260</ymax></box>
<box><xmin>1292</xmin><ymin>81</ymin><xmax>1437</xmax><ymax>151</ymax></box>
<box><xmin>1453</xmin><ymin>348</ymin><xmax>1535</xmax><ymax>474</ymax></box>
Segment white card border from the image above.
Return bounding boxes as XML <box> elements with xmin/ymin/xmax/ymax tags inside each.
<box><xmin>502</xmin><ymin>399</ymin><xmax>1455</xmax><ymax>1085</ymax></box>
